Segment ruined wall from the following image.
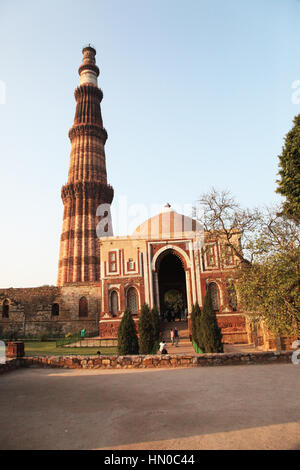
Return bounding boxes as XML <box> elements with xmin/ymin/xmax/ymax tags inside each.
<box><xmin>0</xmin><ymin>284</ymin><xmax>101</xmax><ymax>337</ymax></box>
<box><xmin>244</xmin><ymin>317</ymin><xmax>298</xmax><ymax>351</ymax></box>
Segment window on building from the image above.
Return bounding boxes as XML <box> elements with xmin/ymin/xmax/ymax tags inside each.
<box><xmin>79</xmin><ymin>297</ymin><xmax>88</xmax><ymax>317</ymax></box>
<box><xmin>128</xmin><ymin>258</ymin><xmax>134</xmax><ymax>271</ymax></box>
<box><xmin>206</xmin><ymin>245</ymin><xmax>216</xmax><ymax>267</ymax></box>
<box><xmin>110</xmin><ymin>291</ymin><xmax>118</xmax><ymax>317</ymax></box>
<box><xmin>127</xmin><ymin>287</ymin><xmax>138</xmax><ymax>315</ymax></box>
<box><xmin>109</xmin><ymin>251</ymin><xmax>117</xmax><ymax>272</ymax></box>
<box><xmin>2</xmin><ymin>299</ymin><xmax>9</xmax><ymax>318</ymax></box>
<box><xmin>208</xmin><ymin>283</ymin><xmax>219</xmax><ymax>311</ymax></box>
<box><xmin>227</xmin><ymin>282</ymin><xmax>237</xmax><ymax>311</ymax></box>
<box><xmin>223</xmin><ymin>244</ymin><xmax>234</xmax><ymax>265</ymax></box>
<box><xmin>51</xmin><ymin>303</ymin><xmax>59</xmax><ymax>316</ymax></box>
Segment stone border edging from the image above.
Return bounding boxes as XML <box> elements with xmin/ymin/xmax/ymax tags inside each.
<box><xmin>0</xmin><ymin>351</ymin><xmax>294</xmax><ymax>374</ymax></box>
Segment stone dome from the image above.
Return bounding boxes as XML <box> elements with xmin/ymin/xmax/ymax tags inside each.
<box><xmin>132</xmin><ymin>203</ymin><xmax>201</xmax><ymax>239</ymax></box>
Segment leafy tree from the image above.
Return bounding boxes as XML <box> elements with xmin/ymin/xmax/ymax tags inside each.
<box><xmin>238</xmin><ymin>258</ymin><xmax>300</xmax><ymax>337</ymax></box>
<box><xmin>138</xmin><ymin>303</ymin><xmax>155</xmax><ymax>354</ymax></box>
<box><xmin>117</xmin><ymin>309</ymin><xmax>139</xmax><ymax>355</ymax></box>
<box><xmin>150</xmin><ymin>306</ymin><xmax>160</xmax><ymax>342</ymax></box>
<box><xmin>198</xmin><ymin>290</ymin><xmax>223</xmax><ymax>353</ymax></box>
<box><xmin>194</xmin><ymin>188</ymin><xmax>262</xmax><ymax>267</ymax></box>
<box><xmin>190</xmin><ymin>302</ymin><xmax>201</xmax><ymax>346</ymax></box>
<box><xmin>276</xmin><ymin>114</ymin><xmax>300</xmax><ymax>223</ymax></box>
<box><xmin>227</xmin><ymin>280</ymin><xmax>238</xmax><ymax>311</ymax></box>
<box><xmin>164</xmin><ymin>289</ymin><xmax>183</xmax><ymax>312</ymax></box>
<box><xmin>237</xmin><ymin>209</ymin><xmax>300</xmax><ymax>337</ymax></box>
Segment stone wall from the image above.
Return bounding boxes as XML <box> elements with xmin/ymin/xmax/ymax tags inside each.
<box><xmin>244</xmin><ymin>317</ymin><xmax>298</xmax><ymax>352</ymax></box>
<box><xmin>0</xmin><ymin>284</ymin><xmax>101</xmax><ymax>337</ymax></box>
<box><xmin>0</xmin><ymin>350</ymin><xmax>293</xmax><ymax>374</ymax></box>
<box><xmin>221</xmin><ymin>331</ymin><xmax>248</xmax><ymax>344</ymax></box>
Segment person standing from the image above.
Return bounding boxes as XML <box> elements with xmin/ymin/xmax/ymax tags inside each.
<box><xmin>167</xmin><ymin>309</ymin><xmax>171</xmax><ymax>322</ymax></box>
<box><xmin>174</xmin><ymin>327</ymin><xmax>179</xmax><ymax>347</ymax></box>
<box><xmin>170</xmin><ymin>328</ymin><xmax>174</xmax><ymax>345</ymax></box>
<box><xmin>184</xmin><ymin>307</ymin><xmax>188</xmax><ymax>321</ymax></box>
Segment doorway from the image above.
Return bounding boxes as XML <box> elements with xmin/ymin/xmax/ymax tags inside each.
<box><xmin>157</xmin><ymin>249</ymin><xmax>187</xmax><ymax>319</ymax></box>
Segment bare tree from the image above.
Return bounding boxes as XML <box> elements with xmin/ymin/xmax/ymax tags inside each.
<box><xmin>194</xmin><ymin>188</ymin><xmax>261</xmax><ymax>266</ymax></box>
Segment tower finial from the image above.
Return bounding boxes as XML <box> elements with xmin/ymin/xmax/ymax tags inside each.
<box><xmin>78</xmin><ymin>45</ymin><xmax>99</xmax><ymax>86</ymax></box>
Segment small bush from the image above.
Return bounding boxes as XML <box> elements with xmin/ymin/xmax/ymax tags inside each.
<box><xmin>191</xmin><ymin>303</ymin><xmax>201</xmax><ymax>347</ymax></box>
<box><xmin>198</xmin><ymin>291</ymin><xmax>223</xmax><ymax>353</ymax></box>
<box><xmin>138</xmin><ymin>303</ymin><xmax>155</xmax><ymax>354</ymax></box>
<box><xmin>39</xmin><ymin>331</ymin><xmax>49</xmax><ymax>342</ymax></box>
<box><xmin>118</xmin><ymin>309</ymin><xmax>139</xmax><ymax>355</ymax></box>
<box><xmin>151</xmin><ymin>306</ymin><xmax>160</xmax><ymax>342</ymax></box>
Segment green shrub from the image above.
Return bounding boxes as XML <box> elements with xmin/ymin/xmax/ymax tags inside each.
<box><xmin>191</xmin><ymin>302</ymin><xmax>201</xmax><ymax>347</ymax></box>
<box><xmin>117</xmin><ymin>309</ymin><xmax>139</xmax><ymax>355</ymax></box>
<box><xmin>150</xmin><ymin>306</ymin><xmax>160</xmax><ymax>342</ymax></box>
<box><xmin>198</xmin><ymin>291</ymin><xmax>223</xmax><ymax>353</ymax></box>
<box><xmin>138</xmin><ymin>303</ymin><xmax>155</xmax><ymax>354</ymax></box>
<box><xmin>39</xmin><ymin>330</ymin><xmax>49</xmax><ymax>342</ymax></box>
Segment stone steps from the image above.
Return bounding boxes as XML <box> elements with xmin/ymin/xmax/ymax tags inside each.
<box><xmin>64</xmin><ymin>338</ymin><xmax>117</xmax><ymax>348</ymax></box>
<box><xmin>160</xmin><ymin>320</ymin><xmax>195</xmax><ymax>354</ymax></box>
<box><xmin>160</xmin><ymin>320</ymin><xmax>190</xmax><ymax>341</ymax></box>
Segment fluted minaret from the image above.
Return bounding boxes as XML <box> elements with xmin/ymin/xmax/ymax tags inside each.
<box><xmin>57</xmin><ymin>46</ymin><xmax>114</xmax><ymax>285</ymax></box>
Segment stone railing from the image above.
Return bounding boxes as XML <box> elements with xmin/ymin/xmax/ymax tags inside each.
<box><xmin>0</xmin><ymin>350</ymin><xmax>294</xmax><ymax>374</ymax></box>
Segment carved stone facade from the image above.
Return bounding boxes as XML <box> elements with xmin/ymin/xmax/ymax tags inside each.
<box><xmin>99</xmin><ymin>204</ymin><xmax>248</xmax><ymax>343</ymax></box>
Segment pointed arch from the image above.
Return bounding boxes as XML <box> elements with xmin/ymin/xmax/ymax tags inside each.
<box><xmin>51</xmin><ymin>303</ymin><xmax>60</xmax><ymax>316</ymax></box>
<box><xmin>2</xmin><ymin>299</ymin><xmax>9</xmax><ymax>318</ymax></box>
<box><xmin>110</xmin><ymin>290</ymin><xmax>119</xmax><ymax>317</ymax></box>
<box><xmin>126</xmin><ymin>287</ymin><xmax>138</xmax><ymax>315</ymax></box>
<box><xmin>79</xmin><ymin>296</ymin><xmax>88</xmax><ymax>317</ymax></box>
<box><xmin>152</xmin><ymin>245</ymin><xmax>191</xmax><ymax>272</ymax></box>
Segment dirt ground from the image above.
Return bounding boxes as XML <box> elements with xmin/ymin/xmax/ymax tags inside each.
<box><xmin>1</xmin><ymin>363</ymin><xmax>300</xmax><ymax>450</ymax></box>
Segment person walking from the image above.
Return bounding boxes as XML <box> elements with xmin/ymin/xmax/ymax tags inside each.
<box><xmin>184</xmin><ymin>307</ymin><xmax>188</xmax><ymax>321</ymax></box>
<box><xmin>170</xmin><ymin>328</ymin><xmax>174</xmax><ymax>345</ymax></box>
<box><xmin>174</xmin><ymin>327</ymin><xmax>179</xmax><ymax>347</ymax></box>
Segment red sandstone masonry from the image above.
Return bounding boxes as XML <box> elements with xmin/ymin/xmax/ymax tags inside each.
<box><xmin>0</xmin><ymin>351</ymin><xmax>293</xmax><ymax>374</ymax></box>
<box><xmin>57</xmin><ymin>47</ymin><xmax>114</xmax><ymax>286</ymax></box>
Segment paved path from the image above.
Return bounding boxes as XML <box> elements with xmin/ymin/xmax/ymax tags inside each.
<box><xmin>1</xmin><ymin>363</ymin><xmax>300</xmax><ymax>450</ymax></box>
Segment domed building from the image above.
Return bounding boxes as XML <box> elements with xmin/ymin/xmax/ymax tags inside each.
<box><xmin>99</xmin><ymin>203</ymin><xmax>247</xmax><ymax>343</ymax></box>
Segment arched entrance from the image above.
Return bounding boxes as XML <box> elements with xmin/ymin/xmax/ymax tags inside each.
<box><xmin>156</xmin><ymin>249</ymin><xmax>187</xmax><ymax>318</ymax></box>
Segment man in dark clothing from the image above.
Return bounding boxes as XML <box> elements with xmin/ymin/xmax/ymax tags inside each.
<box><xmin>174</xmin><ymin>327</ymin><xmax>179</xmax><ymax>347</ymax></box>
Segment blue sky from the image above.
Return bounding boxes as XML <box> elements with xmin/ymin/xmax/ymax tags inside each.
<box><xmin>1</xmin><ymin>0</ymin><xmax>300</xmax><ymax>287</ymax></box>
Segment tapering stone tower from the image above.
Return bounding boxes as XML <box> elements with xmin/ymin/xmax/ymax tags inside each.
<box><xmin>57</xmin><ymin>46</ymin><xmax>114</xmax><ymax>285</ymax></box>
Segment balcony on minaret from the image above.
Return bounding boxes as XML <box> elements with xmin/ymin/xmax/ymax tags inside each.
<box><xmin>78</xmin><ymin>45</ymin><xmax>99</xmax><ymax>87</ymax></box>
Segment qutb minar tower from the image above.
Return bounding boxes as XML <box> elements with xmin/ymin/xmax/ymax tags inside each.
<box><xmin>57</xmin><ymin>46</ymin><xmax>114</xmax><ymax>285</ymax></box>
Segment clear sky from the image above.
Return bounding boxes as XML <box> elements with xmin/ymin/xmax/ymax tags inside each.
<box><xmin>1</xmin><ymin>0</ymin><xmax>300</xmax><ymax>287</ymax></box>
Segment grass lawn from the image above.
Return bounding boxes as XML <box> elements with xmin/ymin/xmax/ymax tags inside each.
<box><xmin>24</xmin><ymin>341</ymin><xmax>118</xmax><ymax>356</ymax></box>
